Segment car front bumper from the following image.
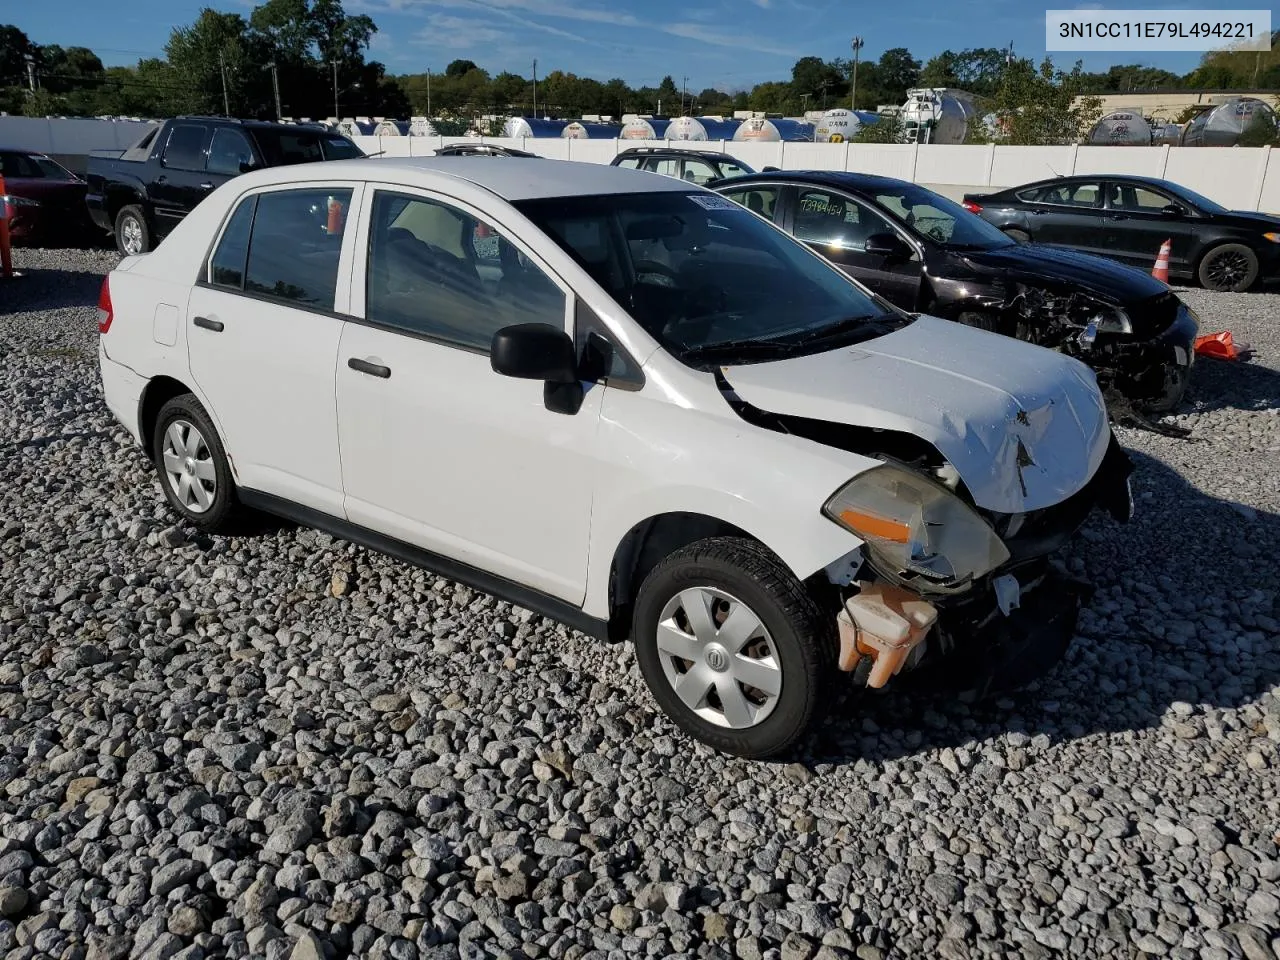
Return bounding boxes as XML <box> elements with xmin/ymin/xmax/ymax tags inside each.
<box><xmin>1097</xmin><ymin>301</ymin><xmax>1199</xmax><ymax>413</ymax></box>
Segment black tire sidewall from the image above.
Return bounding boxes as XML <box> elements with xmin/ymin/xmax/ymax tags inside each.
<box><xmin>1199</xmin><ymin>243</ymin><xmax>1258</xmax><ymax>292</ymax></box>
<box><xmin>115</xmin><ymin>205</ymin><xmax>149</xmax><ymax>256</ymax></box>
<box><xmin>633</xmin><ymin>542</ymin><xmax>826</xmax><ymax>759</ymax></box>
<box><xmin>152</xmin><ymin>395</ymin><xmax>238</xmax><ymax>532</ymax></box>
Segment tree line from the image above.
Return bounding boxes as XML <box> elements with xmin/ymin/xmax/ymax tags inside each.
<box><xmin>2</xmin><ymin>5</ymin><xmax>1278</xmax><ymax>136</ymax></box>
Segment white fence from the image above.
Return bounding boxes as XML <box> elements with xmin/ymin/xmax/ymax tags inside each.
<box><xmin>352</xmin><ymin>135</ymin><xmax>1280</xmax><ymax>214</ymax></box>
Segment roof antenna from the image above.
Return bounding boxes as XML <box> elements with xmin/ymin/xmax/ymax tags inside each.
<box><xmin>1046</xmin><ymin>161</ymin><xmax>1063</xmax><ymax>178</ymax></box>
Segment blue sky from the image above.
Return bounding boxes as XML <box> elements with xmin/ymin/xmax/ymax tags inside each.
<box><xmin>17</xmin><ymin>0</ymin><xmax>1211</xmax><ymax>91</ymax></box>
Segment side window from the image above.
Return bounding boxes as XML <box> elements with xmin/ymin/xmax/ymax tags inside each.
<box><xmin>682</xmin><ymin>158</ymin><xmax>719</xmax><ymax>185</ymax></box>
<box><xmin>1109</xmin><ymin>184</ymin><xmax>1172</xmax><ymax>211</ymax></box>
<box><xmin>206</xmin><ymin>129</ymin><xmax>256</xmax><ymax>176</ymax></box>
<box><xmin>723</xmin><ymin>186</ymin><xmax>780</xmax><ymax>221</ymax></box>
<box><xmin>1023</xmin><ymin>182</ymin><xmax>1101</xmax><ymax>208</ymax></box>
<box><xmin>649</xmin><ymin>158</ymin><xmax>681</xmax><ymax>178</ymax></box>
<box><xmin>0</xmin><ymin>153</ymin><xmax>40</xmax><ymax>178</ymax></box>
<box><xmin>366</xmin><ymin>192</ymin><xmax>566</xmax><ymax>352</ymax></box>
<box><xmin>208</xmin><ymin>196</ymin><xmax>257</xmax><ymax>289</ymax></box>
<box><xmin>162</xmin><ymin>124</ymin><xmax>210</xmax><ymax>171</ymax></box>
<box><xmin>614</xmin><ymin>156</ymin><xmax>643</xmax><ymax>169</ymax></box>
<box><xmin>244</xmin><ymin>188</ymin><xmax>352</xmax><ymax>309</ymax></box>
<box><xmin>718</xmin><ymin>160</ymin><xmax>751</xmax><ymax>179</ymax></box>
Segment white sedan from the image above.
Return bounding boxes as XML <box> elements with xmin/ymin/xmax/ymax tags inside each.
<box><xmin>97</xmin><ymin>157</ymin><xmax>1133</xmax><ymax>758</ymax></box>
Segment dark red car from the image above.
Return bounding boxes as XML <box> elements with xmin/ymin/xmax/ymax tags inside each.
<box><xmin>1</xmin><ymin>150</ymin><xmax>93</xmax><ymax>246</ymax></box>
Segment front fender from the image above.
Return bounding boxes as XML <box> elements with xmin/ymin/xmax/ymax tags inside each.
<box><xmin>581</xmin><ymin>387</ymin><xmax>871</xmax><ymax>620</ymax></box>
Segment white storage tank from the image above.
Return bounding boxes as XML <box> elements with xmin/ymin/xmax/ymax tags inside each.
<box><xmin>732</xmin><ymin>117</ymin><xmax>815</xmax><ymax>142</ymax></box>
<box><xmin>814</xmin><ymin>108</ymin><xmax>881</xmax><ymax>142</ymax></box>
<box><xmin>621</xmin><ymin>117</ymin><xmax>670</xmax><ymax>139</ymax></box>
<box><xmin>374</xmin><ymin>120</ymin><xmax>409</xmax><ymax>137</ymax></box>
<box><xmin>1179</xmin><ymin>97</ymin><xmax>1278</xmax><ymax>146</ymax></box>
<box><xmin>502</xmin><ymin>117</ymin><xmax>570</xmax><ymax>138</ymax></box>
<box><xmin>561</xmin><ymin>121</ymin><xmax>621</xmax><ymax>139</ymax></box>
<box><xmin>900</xmin><ymin>88</ymin><xmax>979</xmax><ymax>144</ymax></box>
<box><xmin>408</xmin><ymin>116</ymin><xmax>437</xmax><ymax>136</ymax></box>
<box><xmin>1086</xmin><ymin>111</ymin><xmax>1154</xmax><ymax>146</ymax></box>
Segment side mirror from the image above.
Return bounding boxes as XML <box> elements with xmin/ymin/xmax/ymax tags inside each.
<box><xmin>864</xmin><ymin>233</ymin><xmax>911</xmax><ymax>259</ymax></box>
<box><xmin>491</xmin><ymin>323</ymin><xmax>583</xmax><ymax>414</ymax></box>
<box><xmin>1160</xmin><ymin>203</ymin><xmax>1185</xmax><ymax>216</ymax></box>
<box><xmin>762</xmin><ymin>165</ymin><xmax>780</xmax><ymax>173</ymax></box>
<box><xmin>239</xmin><ymin>160</ymin><xmax>256</xmax><ymax>173</ymax></box>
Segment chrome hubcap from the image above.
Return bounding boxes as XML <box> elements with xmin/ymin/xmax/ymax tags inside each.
<box><xmin>121</xmin><ymin>217</ymin><xmax>142</xmax><ymax>255</ymax></box>
<box><xmin>162</xmin><ymin>419</ymin><xmax>216</xmax><ymax>514</ymax></box>
<box><xmin>656</xmin><ymin>587</ymin><xmax>782</xmax><ymax>729</ymax></box>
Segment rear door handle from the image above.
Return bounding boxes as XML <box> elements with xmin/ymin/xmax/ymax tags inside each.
<box><xmin>193</xmin><ymin>316</ymin><xmax>223</xmax><ymax>332</ymax></box>
<box><xmin>348</xmin><ymin>357</ymin><xmax>391</xmax><ymax>378</ymax></box>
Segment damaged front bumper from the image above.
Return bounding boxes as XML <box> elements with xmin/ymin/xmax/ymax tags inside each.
<box><xmin>832</xmin><ymin>434</ymin><xmax>1133</xmax><ymax>695</ymax></box>
<box><xmin>1088</xmin><ymin>301</ymin><xmax>1199</xmax><ymax>413</ymax></box>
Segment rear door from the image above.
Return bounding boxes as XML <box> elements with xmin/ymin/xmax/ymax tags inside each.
<box><xmin>186</xmin><ymin>183</ymin><xmax>359</xmax><ymax>517</ymax></box>
<box><xmin>1016</xmin><ymin>180</ymin><xmax>1109</xmax><ymax>255</ymax></box>
<box><xmin>784</xmin><ymin>184</ymin><xmax>923</xmax><ymax>309</ymax></box>
<box><xmin>1103</xmin><ymin>181</ymin><xmax>1199</xmax><ymax>273</ymax></box>
<box><xmin>153</xmin><ymin>122</ymin><xmax>214</xmax><ymax>237</ymax></box>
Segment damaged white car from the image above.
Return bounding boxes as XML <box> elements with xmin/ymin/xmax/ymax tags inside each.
<box><xmin>97</xmin><ymin>158</ymin><xmax>1134</xmax><ymax>759</ymax></box>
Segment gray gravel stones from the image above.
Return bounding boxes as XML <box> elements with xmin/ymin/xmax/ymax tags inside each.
<box><xmin>2</xmin><ymin>249</ymin><xmax>1280</xmax><ymax>959</ymax></box>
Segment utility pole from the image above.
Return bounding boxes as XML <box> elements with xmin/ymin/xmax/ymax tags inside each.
<box><xmin>23</xmin><ymin>54</ymin><xmax>36</xmax><ymax>92</ymax></box>
<box><xmin>819</xmin><ymin>79</ymin><xmax>829</xmax><ymax>110</ymax></box>
<box><xmin>681</xmin><ymin>76</ymin><xmax>688</xmax><ymax>115</ymax></box>
<box><xmin>267</xmin><ymin>62</ymin><xmax>282</xmax><ymax>121</ymax></box>
<box><xmin>800</xmin><ymin>92</ymin><xmax>810</xmax><ymax>114</ymax></box>
<box><xmin>219</xmin><ymin>52</ymin><xmax>231</xmax><ymax>115</ymax></box>
<box><xmin>426</xmin><ymin>67</ymin><xmax>431</xmax><ymax>118</ymax></box>
<box><xmin>532</xmin><ymin>59</ymin><xmax>538</xmax><ymax>118</ymax></box>
<box><xmin>850</xmin><ymin>36</ymin><xmax>863</xmax><ymax>111</ymax></box>
<box><xmin>330</xmin><ymin>60</ymin><xmax>340</xmax><ymax>119</ymax></box>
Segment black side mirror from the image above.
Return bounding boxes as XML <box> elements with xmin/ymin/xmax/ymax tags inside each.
<box><xmin>491</xmin><ymin>323</ymin><xmax>583</xmax><ymax>414</ymax></box>
<box><xmin>239</xmin><ymin>160</ymin><xmax>256</xmax><ymax>173</ymax></box>
<box><xmin>1160</xmin><ymin>203</ymin><xmax>1185</xmax><ymax>216</ymax></box>
<box><xmin>762</xmin><ymin>165</ymin><xmax>780</xmax><ymax>172</ymax></box>
<box><xmin>864</xmin><ymin>233</ymin><xmax>911</xmax><ymax>259</ymax></box>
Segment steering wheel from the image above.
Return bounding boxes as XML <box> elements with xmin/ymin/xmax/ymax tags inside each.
<box><xmin>633</xmin><ymin>259</ymin><xmax>678</xmax><ymax>287</ymax></box>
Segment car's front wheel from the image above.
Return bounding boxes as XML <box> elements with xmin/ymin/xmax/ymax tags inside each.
<box><xmin>152</xmin><ymin>394</ymin><xmax>243</xmax><ymax>533</ymax></box>
<box><xmin>1198</xmin><ymin>243</ymin><xmax>1258</xmax><ymax>292</ymax></box>
<box><xmin>633</xmin><ymin>537</ymin><xmax>834</xmax><ymax>759</ymax></box>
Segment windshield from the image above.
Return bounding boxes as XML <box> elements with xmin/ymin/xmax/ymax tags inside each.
<box><xmin>515</xmin><ymin>191</ymin><xmax>902</xmax><ymax>365</ymax></box>
<box><xmin>870</xmin><ymin>182</ymin><xmax>1014</xmax><ymax>250</ymax></box>
<box><xmin>250</xmin><ymin>129</ymin><xmax>364</xmax><ymax>165</ymax></box>
<box><xmin>33</xmin><ymin>154</ymin><xmax>76</xmax><ymax>179</ymax></box>
<box><xmin>1155</xmin><ymin>179</ymin><xmax>1227</xmax><ymax>214</ymax></box>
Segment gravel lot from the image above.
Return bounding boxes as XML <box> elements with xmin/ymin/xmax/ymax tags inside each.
<box><xmin>1</xmin><ymin>247</ymin><xmax>1278</xmax><ymax>960</ymax></box>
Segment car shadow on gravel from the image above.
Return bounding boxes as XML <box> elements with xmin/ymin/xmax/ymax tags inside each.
<box><xmin>803</xmin><ymin>447</ymin><xmax>1280</xmax><ymax>766</ymax></box>
<box><xmin>1</xmin><ymin>266</ymin><xmax>105</xmax><ymax>313</ymax></box>
<box><xmin>1181</xmin><ymin>351</ymin><xmax>1280</xmax><ymax>414</ymax></box>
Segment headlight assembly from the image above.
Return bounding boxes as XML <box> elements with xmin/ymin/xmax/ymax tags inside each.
<box><xmin>823</xmin><ymin>463</ymin><xmax>1010</xmax><ymax>591</ymax></box>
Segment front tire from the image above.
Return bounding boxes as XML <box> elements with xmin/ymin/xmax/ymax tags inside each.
<box><xmin>1198</xmin><ymin>243</ymin><xmax>1258</xmax><ymax>292</ymax></box>
<box><xmin>152</xmin><ymin>394</ymin><xmax>242</xmax><ymax>533</ymax></box>
<box><xmin>115</xmin><ymin>205</ymin><xmax>150</xmax><ymax>256</ymax></box>
<box><xmin>632</xmin><ymin>537</ymin><xmax>834</xmax><ymax>759</ymax></box>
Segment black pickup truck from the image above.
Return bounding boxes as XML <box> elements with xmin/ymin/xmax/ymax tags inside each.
<box><xmin>87</xmin><ymin>116</ymin><xmax>364</xmax><ymax>255</ymax></box>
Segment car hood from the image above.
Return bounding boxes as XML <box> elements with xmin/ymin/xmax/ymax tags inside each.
<box><xmin>1218</xmin><ymin>210</ymin><xmax>1280</xmax><ymax>229</ymax></box>
<box><xmin>720</xmin><ymin>315</ymin><xmax>1111</xmax><ymax>514</ymax></box>
<box><xmin>957</xmin><ymin>242</ymin><xmax>1168</xmax><ymax>303</ymax></box>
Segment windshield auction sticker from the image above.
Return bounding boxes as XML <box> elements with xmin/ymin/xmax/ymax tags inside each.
<box><xmin>1046</xmin><ymin>9</ymin><xmax>1271</xmax><ymax>50</ymax></box>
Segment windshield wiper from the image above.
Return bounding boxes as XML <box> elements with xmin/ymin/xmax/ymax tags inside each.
<box><xmin>679</xmin><ymin>338</ymin><xmax>797</xmax><ymax>364</ymax></box>
<box><xmin>792</xmin><ymin>313</ymin><xmax>900</xmax><ymax>346</ymax></box>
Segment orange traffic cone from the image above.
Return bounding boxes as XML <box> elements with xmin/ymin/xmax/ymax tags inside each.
<box><xmin>1194</xmin><ymin>331</ymin><xmax>1251</xmax><ymax>361</ymax></box>
<box><xmin>0</xmin><ymin>173</ymin><xmax>14</xmax><ymax>280</ymax></box>
<box><xmin>1151</xmin><ymin>238</ymin><xmax>1171</xmax><ymax>283</ymax></box>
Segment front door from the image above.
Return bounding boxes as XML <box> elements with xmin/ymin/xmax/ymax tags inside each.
<box><xmin>786</xmin><ymin>185</ymin><xmax>923</xmax><ymax>309</ymax></box>
<box><xmin>186</xmin><ymin>183</ymin><xmax>359</xmax><ymax>517</ymax></box>
<box><xmin>1103</xmin><ymin>181</ymin><xmax>1199</xmax><ymax>274</ymax></box>
<box><xmin>336</xmin><ymin>187</ymin><xmax>601</xmax><ymax>603</ymax></box>
<box><xmin>152</xmin><ymin>122</ymin><xmax>213</xmax><ymax>239</ymax></box>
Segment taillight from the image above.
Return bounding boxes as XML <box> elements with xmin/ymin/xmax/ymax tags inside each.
<box><xmin>97</xmin><ymin>276</ymin><xmax>113</xmax><ymax>334</ymax></box>
<box><xmin>962</xmin><ymin>200</ymin><xmax>982</xmax><ymax>214</ymax></box>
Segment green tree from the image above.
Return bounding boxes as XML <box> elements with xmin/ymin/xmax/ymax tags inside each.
<box><xmin>873</xmin><ymin>48</ymin><xmax>920</xmax><ymax>105</ymax></box>
<box><xmin>657</xmin><ymin>75</ymin><xmax>679</xmax><ymax>112</ymax></box>
<box><xmin>445</xmin><ymin>59</ymin><xmax>479</xmax><ymax>78</ymax></box>
<box><xmin>790</xmin><ymin>55</ymin><xmax>846</xmax><ymax>105</ymax></box>
<box><xmin>989</xmin><ymin>57</ymin><xmax>1102</xmax><ymax>145</ymax></box>
<box><xmin>166</xmin><ymin>9</ymin><xmax>255</xmax><ymax>114</ymax></box>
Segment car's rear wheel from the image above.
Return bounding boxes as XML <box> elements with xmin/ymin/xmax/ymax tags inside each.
<box><xmin>1003</xmin><ymin>228</ymin><xmax>1031</xmax><ymax>243</ymax></box>
<box><xmin>152</xmin><ymin>394</ymin><xmax>242</xmax><ymax>533</ymax></box>
<box><xmin>115</xmin><ymin>205</ymin><xmax>150</xmax><ymax>256</ymax></box>
<box><xmin>1198</xmin><ymin>243</ymin><xmax>1258</xmax><ymax>292</ymax></box>
<box><xmin>632</xmin><ymin>537</ymin><xmax>834</xmax><ymax>759</ymax></box>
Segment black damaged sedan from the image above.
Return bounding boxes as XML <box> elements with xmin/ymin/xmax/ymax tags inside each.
<box><xmin>713</xmin><ymin>171</ymin><xmax>1199</xmax><ymax>412</ymax></box>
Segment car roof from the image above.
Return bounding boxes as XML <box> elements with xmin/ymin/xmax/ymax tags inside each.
<box><xmin>714</xmin><ymin>169</ymin><xmax>912</xmax><ymax>192</ymax></box>
<box><xmin>616</xmin><ymin>146</ymin><xmax>733</xmax><ymax>161</ymax></box>
<box><xmin>1003</xmin><ymin>174</ymin><xmax>1176</xmax><ymax>193</ymax></box>
<box><xmin>234</xmin><ymin>155</ymin><xmax>697</xmax><ymax>201</ymax></box>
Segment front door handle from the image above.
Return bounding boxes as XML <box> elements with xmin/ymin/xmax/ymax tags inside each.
<box><xmin>1108</xmin><ymin>214</ymin><xmax>1128</xmax><ymax>221</ymax></box>
<box><xmin>348</xmin><ymin>357</ymin><xmax>391</xmax><ymax>378</ymax></box>
<box><xmin>192</xmin><ymin>316</ymin><xmax>223</xmax><ymax>332</ymax></box>
<box><xmin>198</xmin><ymin>182</ymin><xmax>214</xmax><ymax>190</ymax></box>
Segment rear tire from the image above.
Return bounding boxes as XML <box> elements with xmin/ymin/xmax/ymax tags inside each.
<box><xmin>115</xmin><ymin>205</ymin><xmax>150</xmax><ymax>256</ymax></box>
<box><xmin>632</xmin><ymin>537</ymin><xmax>834</xmax><ymax>759</ymax></box>
<box><xmin>1198</xmin><ymin>243</ymin><xmax>1258</xmax><ymax>292</ymax></box>
<box><xmin>1003</xmin><ymin>228</ymin><xmax>1031</xmax><ymax>244</ymax></box>
<box><xmin>152</xmin><ymin>394</ymin><xmax>243</xmax><ymax>533</ymax></box>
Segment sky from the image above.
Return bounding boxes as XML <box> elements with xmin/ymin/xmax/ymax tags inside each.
<box><xmin>16</xmin><ymin>0</ymin><xmax>1215</xmax><ymax>92</ymax></box>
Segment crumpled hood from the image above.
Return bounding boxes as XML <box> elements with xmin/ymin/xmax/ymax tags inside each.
<box><xmin>961</xmin><ymin>243</ymin><xmax>1168</xmax><ymax>303</ymax></box>
<box><xmin>721</xmin><ymin>315</ymin><xmax>1111</xmax><ymax>514</ymax></box>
